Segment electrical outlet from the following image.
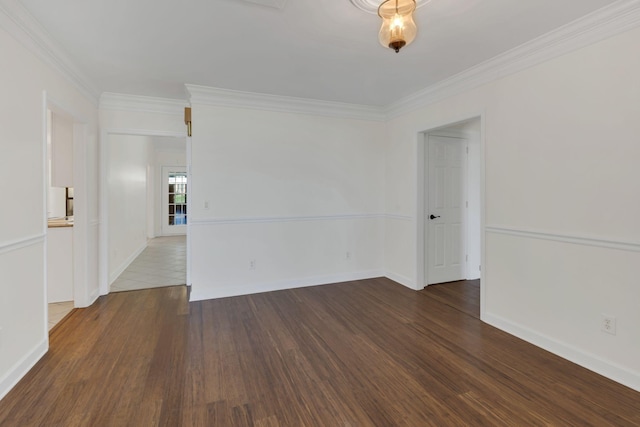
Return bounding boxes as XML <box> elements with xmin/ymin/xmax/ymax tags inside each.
<box><xmin>346</xmin><ymin>251</ymin><xmax>351</xmax><ymax>260</ymax></box>
<box><xmin>601</xmin><ymin>314</ymin><xmax>616</xmax><ymax>335</ymax></box>
<box><xmin>204</xmin><ymin>201</ymin><xmax>210</xmax><ymax>210</ymax></box>
<box><xmin>249</xmin><ymin>259</ymin><xmax>256</xmax><ymax>270</ymax></box>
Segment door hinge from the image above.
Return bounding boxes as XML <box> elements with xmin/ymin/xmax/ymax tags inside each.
<box><xmin>184</xmin><ymin>107</ymin><xmax>192</xmax><ymax>137</ymax></box>
<box><xmin>465</xmin><ymin>254</ymin><xmax>468</xmax><ymax>261</ymax></box>
<box><xmin>466</xmin><ymin>146</ymin><xmax>469</xmax><ymax>154</ymax></box>
<box><xmin>466</xmin><ymin>201</ymin><xmax>468</xmax><ymax>208</ymax></box>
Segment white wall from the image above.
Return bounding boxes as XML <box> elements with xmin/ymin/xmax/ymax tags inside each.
<box><xmin>188</xmin><ymin>104</ymin><xmax>386</xmax><ymax>300</ymax></box>
<box><xmin>47</xmin><ymin>187</ymin><xmax>66</xmax><ymax>218</ymax></box>
<box><xmin>0</xmin><ymin>25</ymin><xmax>98</xmax><ymax>400</ymax></box>
<box><xmin>107</xmin><ymin>135</ymin><xmax>151</xmax><ymax>284</ymax></box>
<box><xmin>46</xmin><ymin>227</ymin><xmax>74</xmax><ymax>303</ymax></box>
<box><xmin>385</xmin><ymin>26</ymin><xmax>640</xmax><ymax>390</ymax></box>
<box><xmin>464</xmin><ymin>122</ymin><xmax>481</xmax><ymax>280</ymax></box>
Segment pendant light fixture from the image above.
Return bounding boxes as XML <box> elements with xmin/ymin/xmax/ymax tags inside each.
<box><xmin>378</xmin><ymin>0</ymin><xmax>417</xmax><ymax>53</ymax></box>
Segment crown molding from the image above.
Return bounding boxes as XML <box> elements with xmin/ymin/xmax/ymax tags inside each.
<box><xmin>4</xmin><ymin>0</ymin><xmax>635</xmax><ymax>120</ymax></box>
<box><xmin>386</xmin><ymin>0</ymin><xmax>640</xmax><ymax>118</ymax></box>
<box><xmin>349</xmin><ymin>0</ymin><xmax>430</xmax><ymax>15</ymax></box>
<box><xmin>185</xmin><ymin>84</ymin><xmax>386</xmax><ymax>122</ymax></box>
<box><xmin>99</xmin><ymin>92</ymin><xmax>187</xmax><ymax>115</ymax></box>
<box><xmin>0</xmin><ymin>0</ymin><xmax>100</xmax><ymax>105</ymax></box>
<box><xmin>186</xmin><ymin>1</ymin><xmax>640</xmax><ymax>122</ymax></box>
<box><xmin>241</xmin><ymin>0</ymin><xmax>288</xmax><ymax>10</ymax></box>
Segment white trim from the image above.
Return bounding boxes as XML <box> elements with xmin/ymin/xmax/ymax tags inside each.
<box><xmin>484</xmin><ymin>312</ymin><xmax>640</xmax><ymax>393</ymax></box>
<box><xmin>349</xmin><ymin>0</ymin><xmax>430</xmax><ymax>14</ymax></box>
<box><xmin>0</xmin><ymin>233</ymin><xmax>45</xmax><ymax>255</ymax></box>
<box><xmin>99</xmin><ymin>129</ymin><xmax>108</xmax><ymax>295</ymax></box>
<box><xmin>241</xmin><ymin>0</ymin><xmax>288</xmax><ymax>10</ymax></box>
<box><xmin>0</xmin><ymin>338</ymin><xmax>48</xmax><ymax>401</ymax></box>
<box><xmin>190</xmin><ymin>213</ymin><xmax>388</xmax><ymax>226</ymax></box>
<box><xmin>99</xmin><ymin>92</ymin><xmax>187</xmax><ymax>115</ymax></box>
<box><xmin>103</xmin><ymin>128</ymin><xmax>188</xmax><ymax>138</ymax></box>
<box><xmin>485</xmin><ymin>225</ymin><xmax>640</xmax><ymax>253</ymax></box>
<box><xmin>384</xmin><ymin>271</ymin><xmax>417</xmax><ymax>290</ymax></box>
<box><xmin>185</xmin><ymin>84</ymin><xmax>386</xmax><ymax>122</ymax></box>
<box><xmin>2</xmin><ymin>0</ymin><xmax>638</xmax><ymax>119</ymax></box>
<box><xmin>85</xmin><ymin>288</ymin><xmax>100</xmax><ymax>307</ymax></box>
<box><xmin>428</xmin><ymin>129</ymin><xmax>469</xmax><ymax>139</ymax></box>
<box><xmin>46</xmin><ymin>98</ymin><xmax>91</xmax><ymax>129</ymax></box>
<box><xmin>189</xmin><ymin>269</ymin><xmax>384</xmax><ymax>301</ymax></box>
<box><xmin>0</xmin><ymin>0</ymin><xmax>99</xmax><ymax>104</ymax></box>
<box><xmin>386</xmin><ymin>0</ymin><xmax>640</xmax><ymax>118</ymax></box>
<box><xmin>479</xmin><ymin>117</ymin><xmax>487</xmax><ymax>319</ymax></box>
<box><xmin>385</xmin><ymin>214</ymin><xmax>413</xmax><ymax>221</ymax></box>
<box><xmin>186</xmin><ymin>136</ymin><xmax>192</xmax><ymax>287</ymax></box>
<box><xmin>42</xmin><ymin>92</ymin><xmax>49</xmax><ymax>337</ymax></box>
<box><xmin>108</xmin><ymin>241</ymin><xmax>147</xmax><ymax>285</ymax></box>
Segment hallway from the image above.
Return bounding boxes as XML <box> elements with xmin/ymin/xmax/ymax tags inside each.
<box><xmin>110</xmin><ymin>236</ymin><xmax>186</xmax><ymax>292</ymax></box>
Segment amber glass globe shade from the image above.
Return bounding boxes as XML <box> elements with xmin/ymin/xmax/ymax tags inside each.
<box><xmin>378</xmin><ymin>0</ymin><xmax>417</xmax><ymax>52</ymax></box>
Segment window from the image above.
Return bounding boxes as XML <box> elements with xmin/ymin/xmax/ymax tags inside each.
<box><xmin>168</xmin><ymin>172</ymin><xmax>187</xmax><ymax>225</ymax></box>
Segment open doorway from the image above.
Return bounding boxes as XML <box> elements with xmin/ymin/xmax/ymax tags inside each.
<box><xmin>417</xmin><ymin>117</ymin><xmax>483</xmax><ymax>315</ymax></box>
<box><xmin>44</xmin><ymin>95</ymin><xmax>96</xmax><ymax>331</ymax></box>
<box><xmin>100</xmin><ymin>133</ymin><xmax>188</xmax><ymax>294</ymax></box>
<box><xmin>46</xmin><ymin>107</ymin><xmax>75</xmax><ymax>330</ymax></box>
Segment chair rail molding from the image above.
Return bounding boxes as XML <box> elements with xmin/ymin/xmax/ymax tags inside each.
<box><xmin>190</xmin><ymin>213</ymin><xmax>392</xmax><ymax>226</ymax></box>
<box><xmin>485</xmin><ymin>225</ymin><xmax>640</xmax><ymax>253</ymax></box>
<box><xmin>0</xmin><ymin>233</ymin><xmax>45</xmax><ymax>256</ymax></box>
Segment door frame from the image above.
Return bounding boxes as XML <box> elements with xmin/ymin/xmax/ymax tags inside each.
<box><xmin>99</xmin><ymin>128</ymin><xmax>190</xmax><ymax>296</ymax></box>
<box><xmin>416</xmin><ymin>113</ymin><xmax>486</xmax><ymax>318</ymax></box>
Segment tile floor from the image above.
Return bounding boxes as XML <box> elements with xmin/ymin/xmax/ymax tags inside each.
<box><xmin>110</xmin><ymin>235</ymin><xmax>186</xmax><ymax>293</ymax></box>
<box><xmin>48</xmin><ymin>301</ymin><xmax>74</xmax><ymax>331</ymax></box>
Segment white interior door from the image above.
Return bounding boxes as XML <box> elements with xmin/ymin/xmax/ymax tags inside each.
<box><xmin>426</xmin><ymin>135</ymin><xmax>467</xmax><ymax>285</ymax></box>
<box><xmin>161</xmin><ymin>167</ymin><xmax>188</xmax><ymax>236</ymax></box>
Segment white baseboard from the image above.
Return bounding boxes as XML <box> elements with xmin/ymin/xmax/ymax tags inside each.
<box><xmin>384</xmin><ymin>271</ymin><xmax>418</xmax><ymax>290</ymax></box>
<box><xmin>83</xmin><ymin>287</ymin><xmax>100</xmax><ymax>307</ymax></box>
<box><xmin>0</xmin><ymin>339</ymin><xmax>48</xmax><ymax>401</ymax></box>
<box><xmin>189</xmin><ymin>269</ymin><xmax>384</xmax><ymax>301</ymax></box>
<box><xmin>108</xmin><ymin>241</ymin><xmax>147</xmax><ymax>285</ymax></box>
<box><xmin>483</xmin><ymin>312</ymin><xmax>640</xmax><ymax>393</ymax></box>
<box><xmin>159</xmin><ymin>232</ymin><xmax>187</xmax><ymax>237</ymax></box>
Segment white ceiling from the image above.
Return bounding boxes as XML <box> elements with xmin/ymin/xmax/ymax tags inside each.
<box><xmin>19</xmin><ymin>0</ymin><xmax>618</xmax><ymax>106</ymax></box>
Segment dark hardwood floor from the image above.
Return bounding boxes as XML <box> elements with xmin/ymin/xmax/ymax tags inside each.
<box><xmin>0</xmin><ymin>278</ymin><xmax>638</xmax><ymax>426</ymax></box>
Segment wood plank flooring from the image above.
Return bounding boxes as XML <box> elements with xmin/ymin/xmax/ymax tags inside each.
<box><xmin>0</xmin><ymin>278</ymin><xmax>638</xmax><ymax>426</ymax></box>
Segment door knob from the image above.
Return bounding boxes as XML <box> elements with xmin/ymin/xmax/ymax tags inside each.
<box><xmin>430</xmin><ymin>214</ymin><xmax>440</xmax><ymax>220</ymax></box>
